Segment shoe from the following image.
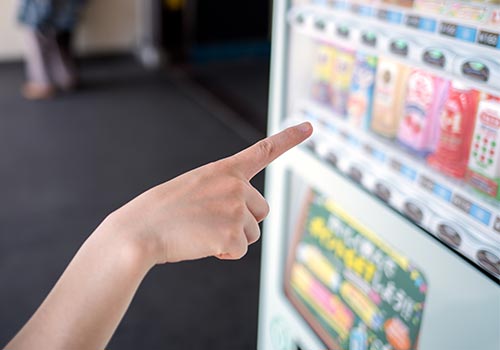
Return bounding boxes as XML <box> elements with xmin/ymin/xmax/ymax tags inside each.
<box><xmin>22</xmin><ymin>82</ymin><xmax>56</xmax><ymax>100</ymax></box>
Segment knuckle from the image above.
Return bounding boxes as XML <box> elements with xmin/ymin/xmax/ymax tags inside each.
<box><xmin>222</xmin><ymin>224</ymin><xmax>240</xmax><ymax>244</ymax></box>
<box><xmin>203</xmin><ymin>161</ymin><xmax>220</xmax><ymax>174</ymax></box>
<box><xmin>226</xmin><ymin>177</ymin><xmax>246</xmax><ymax>196</ymax></box>
<box><xmin>257</xmin><ymin>139</ymin><xmax>275</xmax><ymax>159</ymax></box>
<box><xmin>209</xmin><ymin>159</ymin><xmax>231</xmax><ymax>174</ymax></box>
<box><xmin>232</xmin><ymin>243</ymin><xmax>248</xmax><ymax>259</ymax></box>
<box><xmin>231</xmin><ymin>203</ymin><xmax>247</xmax><ymax>220</ymax></box>
<box><xmin>225</xmin><ymin>198</ymin><xmax>239</xmax><ymax>212</ymax></box>
<box><xmin>234</xmin><ymin>180</ymin><xmax>247</xmax><ymax>198</ymax></box>
<box><xmin>220</xmin><ymin>231</ymin><xmax>234</xmax><ymax>252</ymax></box>
<box><xmin>219</xmin><ymin>226</ymin><xmax>248</xmax><ymax>259</ymax></box>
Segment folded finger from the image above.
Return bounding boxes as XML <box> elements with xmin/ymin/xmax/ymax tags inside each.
<box><xmin>244</xmin><ymin>209</ymin><xmax>261</xmax><ymax>245</ymax></box>
<box><xmin>245</xmin><ymin>184</ymin><xmax>270</xmax><ymax>223</ymax></box>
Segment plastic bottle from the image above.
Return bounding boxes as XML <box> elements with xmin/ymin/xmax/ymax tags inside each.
<box><xmin>427</xmin><ymin>82</ymin><xmax>479</xmax><ymax>178</ymax></box>
<box><xmin>330</xmin><ymin>49</ymin><xmax>355</xmax><ymax>117</ymax></box>
<box><xmin>347</xmin><ymin>53</ymin><xmax>377</xmax><ymax>130</ymax></box>
<box><xmin>312</xmin><ymin>44</ymin><xmax>337</xmax><ymax>104</ymax></box>
<box><xmin>371</xmin><ymin>57</ymin><xmax>410</xmax><ymax>138</ymax></box>
<box><xmin>466</xmin><ymin>99</ymin><xmax>500</xmax><ymax>200</ymax></box>
<box><xmin>397</xmin><ymin>69</ymin><xmax>450</xmax><ymax>157</ymax></box>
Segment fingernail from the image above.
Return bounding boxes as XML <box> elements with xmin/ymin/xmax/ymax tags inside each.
<box><xmin>298</xmin><ymin>122</ymin><xmax>312</xmax><ymax>134</ymax></box>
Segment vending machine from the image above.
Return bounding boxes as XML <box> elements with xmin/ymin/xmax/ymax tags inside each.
<box><xmin>258</xmin><ymin>1</ymin><xmax>500</xmax><ymax>349</ymax></box>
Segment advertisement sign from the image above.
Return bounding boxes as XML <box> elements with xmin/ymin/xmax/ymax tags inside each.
<box><xmin>284</xmin><ymin>191</ymin><xmax>428</xmax><ymax>350</ymax></box>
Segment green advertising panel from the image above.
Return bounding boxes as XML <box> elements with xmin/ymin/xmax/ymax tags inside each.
<box><xmin>284</xmin><ymin>191</ymin><xmax>428</xmax><ymax>350</ymax></box>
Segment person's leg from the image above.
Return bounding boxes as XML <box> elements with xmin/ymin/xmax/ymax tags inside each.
<box><xmin>48</xmin><ymin>30</ymin><xmax>78</xmax><ymax>91</ymax></box>
<box><xmin>48</xmin><ymin>0</ymin><xmax>85</xmax><ymax>90</ymax></box>
<box><xmin>22</xmin><ymin>29</ymin><xmax>56</xmax><ymax>100</ymax></box>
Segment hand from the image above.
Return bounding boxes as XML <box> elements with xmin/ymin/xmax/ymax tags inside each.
<box><xmin>107</xmin><ymin>122</ymin><xmax>313</xmax><ymax>265</ymax></box>
<box><xmin>3</xmin><ymin>122</ymin><xmax>312</xmax><ymax>350</ymax></box>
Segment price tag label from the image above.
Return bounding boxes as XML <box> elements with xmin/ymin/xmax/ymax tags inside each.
<box><xmin>387</xmin><ymin>10</ymin><xmax>403</xmax><ymax>24</ymax></box>
<box><xmin>419</xmin><ymin>18</ymin><xmax>437</xmax><ymax>32</ymax></box>
<box><xmin>363</xmin><ymin>144</ymin><xmax>374</xmax><ymax>155</ymax></box>
<box><xmin>358</xmin><ymin>5</ymin><xmax>374</xmax><ymax>17</ymax></box>
<box><xmin>391</xmin><ymin>159</ymin><xmax>416</xmax><ymax>180</ymax></box>
<box><xmin>452</xmin><ymin>194</ymin><xmax>472</xmax><ymax>214</ymax></box>
<box><xmin>477</xmin><ymin>30</ymin><xmax>500</xmax><ymax>49</ymax></box>
<box><xmin>333</xmin><ymin>0</ymin><xmax>350</xmax><ymax>10</ymax></box>
<box><xmin>377</xmin><ymin>9</ymin><xmax>389</xmax><ymax>21</ymax></box>
<box><xmin>433</xmin><ymin>183</ymin><xmax>452</xmax><ymax>202</ymax></box>
<box><xmin>419</xmin><ymin>175</ymin><xmax>434</xmax><ymax>192</ymax></box>
<box><xmin>469</xmin><ymin>204</ymin><xmax>491</xmax><ymax>225</ymax></box>
<box><xmin>456</xmin><ymin>26</ymin><xmax>476</xmax><ymax>43</ymax></box>
<box><xmin>390</xmin><ymin>159</ymin><xmax>402</xmax><ymax>172</ymax></box>
<box><xmin>440</xmin><ymin>22</ymin><xmax>457</xmax><ymax>37</ymax></box>
<box><xmin>400</xmin><ymin>164</ymin><xmax>417</xmax><ymax>181</ymax></box>
<box><xmin>406</xmin><ymin>15</ymin><xmax>420</xmax><ymax>29</ymax></box>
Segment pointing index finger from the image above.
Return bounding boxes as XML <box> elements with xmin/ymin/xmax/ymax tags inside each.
<box><xmin>231</xmin><ymin>122</ymin><xmax>313</xmax><ymax>179</ymax></box>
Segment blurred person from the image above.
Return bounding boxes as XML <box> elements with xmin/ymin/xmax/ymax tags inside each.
<box><xmin>18</xmin><ymin>0</ymin><xmax>87</xmax><ymax>100</ymax></box>
<box><xmin>4</xmin><ymin>123</ymin><xmax>313</xmax><ymax>350</ymax></box>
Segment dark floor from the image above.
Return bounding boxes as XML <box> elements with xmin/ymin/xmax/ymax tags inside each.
<box><xmin>0</xmin><ymin>57</ymin><xmax>269</xmax><ymax>349</ymax></box>
<box><xmin>186</xmin><ymin>58</ymin><xmax>270</xmax><ymax>134</ymax></box>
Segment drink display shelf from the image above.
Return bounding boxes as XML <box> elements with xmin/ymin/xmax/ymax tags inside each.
<box><xmin>293</xmin><ymin>2</ymin><xmax>500</xmax><ymax>49</ymax></box>
<box><xmin>284</xmin><ymin>100</ymin><xmax>500</xmax><ymax>281</ymax></box>
<box><xmin>288</xmin><ymin>5</ymin><xmax>500</xmax><ymax>93</ymax></box>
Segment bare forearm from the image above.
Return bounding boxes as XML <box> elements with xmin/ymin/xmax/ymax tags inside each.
<box><xmin>4</xmin><ymin>123</ymin><xmax>311</xmax><ymax>350</ymax></box>
<box><xmin>5</xmin><ymin>217</ymin><xmax>154</xmax><ymax>350</ymax></box>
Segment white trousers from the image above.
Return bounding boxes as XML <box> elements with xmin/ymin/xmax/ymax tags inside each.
<box><xmin>23</xmin><ymin>29</ymin><xmax>76</xmax><ymax>87</ymax></box>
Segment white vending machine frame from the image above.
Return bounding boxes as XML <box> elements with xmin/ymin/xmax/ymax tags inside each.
<box><xmin>258</xmin><ymin>1</ymin><xmax>500</xmax><ymax>350</ymax></box>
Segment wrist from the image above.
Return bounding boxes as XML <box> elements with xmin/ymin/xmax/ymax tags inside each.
<box><xmin>96</xmin><ymin>213</ymin><xmax>159</xmax><ymax>272</ymax></box>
